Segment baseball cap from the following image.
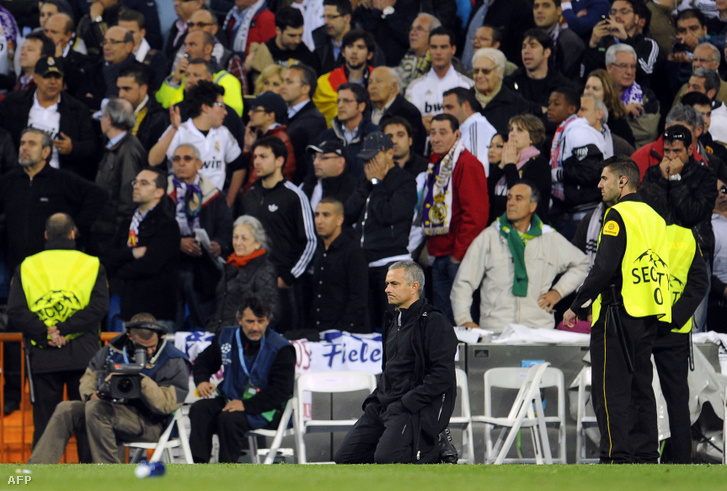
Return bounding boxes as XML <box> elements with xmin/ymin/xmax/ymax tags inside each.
<box><xmin>248</xmin><ymin>91</ymin><xmax>288</xmax><ymax>123</ymax></box>
<box><xmin>357</xmin><ymin>131</ymin><xmax>393</xmax><ymax>161</ymax></box>
<box><xmin>306</xmin><ymin>140</ymin><xmax>346</xmax><ymax>157</ymax></box>
<box><xmin>35</xmin><ymin>56</ymin><xmax>64</xmax><ymax>77</ymax></box>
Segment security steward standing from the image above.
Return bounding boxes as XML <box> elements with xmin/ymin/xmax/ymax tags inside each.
<box><xmin>563</xmin><ymin>156</ymin><xmax>671</xmax><ymax>464</ymax></box>
<box><xmin>653</xmin><ymin>224</ymin><xmax>707</xmax><ymax>463</ymax></box>
<box><xmin>7</xmin><ymin>213</ymin><xmax>108</xmax><ymax>456</ymax></box>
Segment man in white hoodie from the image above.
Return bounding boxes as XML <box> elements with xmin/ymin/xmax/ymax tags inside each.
<box><xmin>548</xmin><ymin>87</ymin><xmax>605</xmax><ymax>240</ymax></box>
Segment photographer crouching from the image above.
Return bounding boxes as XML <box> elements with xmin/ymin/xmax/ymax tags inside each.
<box><xmin>27</xmin><ymin>314</ymin><xmax>191</xmax><ymax>464</ymax></box>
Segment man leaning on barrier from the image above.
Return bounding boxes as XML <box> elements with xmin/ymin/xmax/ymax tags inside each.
<box><xmin>27</xmin><ymin>314</ymin><xmax>190</xmax><ymax>464</ymax></box>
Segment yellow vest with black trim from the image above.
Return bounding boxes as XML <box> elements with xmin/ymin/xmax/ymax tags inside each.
<box><xmin>21</xmin><ymin>250</ymin><xmax>99</xmax><ymax>338</ymax></box>
<box><xmin>592</xmin><ymin>200</ymin><xmax>671</xmax><ymax>323</ymax></box>
<box><xmin>667</xmin><ymin>224</ymin><xmax>698</xmax><ymax>334</ymax></box>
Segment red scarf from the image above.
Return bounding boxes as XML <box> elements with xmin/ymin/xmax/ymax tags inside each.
<box><xmin>226</xmin><ymin>248</ymin><xmax>266</xmax><ymax>268</ymax></box>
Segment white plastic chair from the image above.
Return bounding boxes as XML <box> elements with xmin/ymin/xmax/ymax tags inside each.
<box><xmin>125</xmin><ymin>408</ymin><xmax>194</xmax><ymax>463</ymax></box>
<box><xmin>471</xmin><ymin>362</ymin><xmax>558</xmax><ymax>464</ymax></box>
<box><xmin>575</xmin><ymin>366</ymin><xmax>600</xmax><ymax>463</ymax></box>
<box><xmin>247</xmin><ymin>397</ymin><xmax>296</xmax><ymax>464</ymax></box>
<box><xmin>294</xmin><ymin>371</ymin><xmax>377</xmax><ymax>464</ymax></box>
<box><xmin>448</xmin><ymin>368</ymin><xmax>475</xmax><ymax>464</ymax></box>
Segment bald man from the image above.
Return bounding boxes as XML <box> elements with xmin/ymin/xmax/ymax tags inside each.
<box><xmin>367</xmin><ymin>66</ymin><xmax>426</xmax><ymax>156</ymax></box>
<box><xmin>42</xmin><ymin>13</ymin><xmax>85</xmax><ymax>94</ymax></box>
<box><xmin>83</xmin><ymin>25</ymin><xmax>145</xmax><ymax>110</ymax></box>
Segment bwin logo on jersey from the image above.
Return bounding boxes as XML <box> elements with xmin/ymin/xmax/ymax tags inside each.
<box><xmin>574</xmin><ymin>146</ymin><xmax>589</xmax><ymax>161</ymax></box>
<box><xmin>268</xmin><ymin>204</ymin><xmax>279</xmax><ymax>212</ymax></box>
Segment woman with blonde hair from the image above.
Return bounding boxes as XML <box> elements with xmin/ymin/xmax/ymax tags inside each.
<box><xmin>253</xmin><ymin>64</ymin><xmax>286</xmax><ymax>95</ymax></box>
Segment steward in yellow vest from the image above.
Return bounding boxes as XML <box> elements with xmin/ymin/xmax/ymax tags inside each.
<box><xmin>563</xmin><ymin>157</ymin><xmax>669</xmax><ymax>464</ymax></box>
<box><xmin>652</xmin><ymin>224</ymin><xmax>708</xmax><ymax>463</ymax></box>
<box><xmin>6</xmin><ymin>213</ymin><xmax>109</xmax><ymax>452</ymax></box>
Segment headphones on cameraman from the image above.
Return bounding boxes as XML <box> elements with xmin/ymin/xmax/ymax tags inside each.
<box><xmin>125</xmin><ymin>321</ymin><xmax>168</xmax><ymax>335</ymax></box>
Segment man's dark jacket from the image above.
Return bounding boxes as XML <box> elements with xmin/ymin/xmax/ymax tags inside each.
<box><xmin>0</xmin><ymin>89</ymin><xmax>98</xmax><ymax>178</ymax></box>
<box><xmin>478</xmin><ymin>84</ymin><xmax>543</xmax><ymax>135</ymax></box>
<box><xmin>311</xmin><ymin>231</ymin><xmax>369</xmax><ymax>333</ymax></box>
<box><xmin>503</xmin><ymin>66</ymin><xmax>577</xmax><ymax>108</ymax></box>
<box><xmin>643</xmin><ymin>157</ymin><xmax>718</xmax><ymax>260</ymax></box>
<box><xmin>317</xmin><ymin>115</ymin><xmax>380</xmax><ymax>178</ymax></box>
<box><xmin>288</xmin><ymin>100</ymin><xmax>327</xmax><ymax>184</ymax></box>
<box><xmin>366</xmin><ymin>297</ymin><xmax>457</xmax><ymax>462</ymax></box>
<box><xmin>301</xmin><ymin>171</ymin><xmax>358</xmax><ymax>207</ymax></box>
<box><xmin>0</xmin><ymin>165</ymin><xmax>107</xmax><ymax>271</ymax></box>
<box><xmin>91</xmin><ymin>132</ymin><xmax>147</xmax><ymax>255</ymax></box>
<box><xmin>137</xmin><ymin>97</ymin><xmax>172</xmax><ymax>153</ymax></box>
<box><xmin>345</xmin><ymin>165</ymin><xmax>417</xmax><ymax>262</ymax></box>
<box><xmin>103</xmin><ymin>201</ymin><xmax>181</xmax><ymax>322</ymax></box>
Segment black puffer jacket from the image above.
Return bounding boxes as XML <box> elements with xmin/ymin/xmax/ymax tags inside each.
<box><xmin>643</xmin><ymin>157</ymin><xmax>718</xmax><ymax>260</ymax></box>
<box><xmin>345</xmin><ymin>165</ymin><xmax>417</xmax><ymax>263</ymax></box>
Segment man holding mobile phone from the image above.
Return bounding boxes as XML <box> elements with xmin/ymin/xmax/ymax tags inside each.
<box><xmin>584</xmin><ymin>0</ymin><xmax>660</xmax><ymax>88</ymax></box>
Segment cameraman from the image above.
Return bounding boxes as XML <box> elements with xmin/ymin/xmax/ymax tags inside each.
<box><xmin>27</xmin><ymin>314</ymin><xmax>191</xmax><ymax>464</ymax></box>
<box><xmin>188</xmin><ymin>292</ymin><xmax>295</xmax><ymax>463</ymax></box>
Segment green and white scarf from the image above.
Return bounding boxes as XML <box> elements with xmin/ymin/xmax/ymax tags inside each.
<box><xmin>499</xmin><ymin>213</ymin><xmax>543</xmax><ymax>297</ymax></box>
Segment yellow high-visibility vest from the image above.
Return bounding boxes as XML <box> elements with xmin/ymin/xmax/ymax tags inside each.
<box><xmin>21</xmin><ymin>250</ymin><xmax>99</xmax><ymax>340</ymax></box>
<box><xmin>592</xmin><ymin>200</ymin><xmax>671</xmax><ymax>324</ymax></box>
<box><xmin>666</xmin><ymin>224</ymin><xmax>698</xmax><ymax>334</ymax></box>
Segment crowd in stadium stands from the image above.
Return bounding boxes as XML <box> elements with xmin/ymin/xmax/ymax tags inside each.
<box><xmin>0</xmin><ymin>0</ymin><xmax>726</xmax><ymax>461</ymax></box>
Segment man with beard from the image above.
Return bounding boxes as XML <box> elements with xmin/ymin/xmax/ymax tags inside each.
<box><xmin>313</xmin><ymin>29</ymin><xmax>375</xmax><ymax>126</ymax></box>
<box><xmin>564</xmin><ymin>156</ymin><xmax>670</xmax><ymax>464</ymax></box>
<box><xmin>239</xmin><ymin>136</ymin><xmax>317</xmax><ymax>333</ymax></box>
<box><xmin>0</xmin><ymin>129</ymin><xmax>106</xmax><ymax>415</ymax></box>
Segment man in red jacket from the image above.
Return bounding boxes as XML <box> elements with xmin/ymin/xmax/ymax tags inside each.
<box><xmin>421</xmin><ymin>113</ymin><xmax>489</xmax><ymax>323</ymax></box>
<box><xmin>631</xmin><ymin>104</ymin><xmax>707</xmax><ymax>179</ymax></box>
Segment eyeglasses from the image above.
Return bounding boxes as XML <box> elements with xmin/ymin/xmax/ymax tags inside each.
<box><xmin>611</xmin><ymin>63</ymin><xmax>636</xmax><ymax>70</ymax></box>
<box><xmin>410</xmin><ymin>25</ymin><xmax>428</xmax><ymax>33</ymax></box>
<box><xmin>720</xmin><ymin>185</ymin><xmax>727</xmax><ymax>195</ymax></box>
<box><xmin>213</xmin><ymin>102</ymin><xmax>225</xmax><ymax>108</ymax></box>
<box><xmin>609</xmin><ymin>8</ymin><xmax>633</xmax><ymax>15</ymax></box>
<box><xmin>472</xmin><ymin>67</ymin><xmax>497</xmax><ymax>75</ymax></box>
<box><xmin>102</xmin><ymin>39</ymin><xmax>128</xmax><ymax>46</ymax></box>
<box><xmin>248</xmin><ymin>107</ymin><xmax>267</xmax><ymax>113</ymax></box>
<box><xmin>187</xmin><ymin>21</ymin><xmax>214</xmax><ymax>28</ymax></box>
<box><xmin>172</xmin><ymin>155</ymin><xmax>196</xmax><ymax>162</ymax></box>
<box><xmin>131</xmin><ymin>179</ymin><xmax>155</xmax><ymax>187</ymax></box>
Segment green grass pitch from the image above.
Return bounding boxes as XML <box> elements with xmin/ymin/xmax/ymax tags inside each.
<box><xmin>1</xmin><ymin>464</ymin><xmax>724</xmax><ymax>491</ymax></box>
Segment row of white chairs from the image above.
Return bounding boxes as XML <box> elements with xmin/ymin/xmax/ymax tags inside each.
<box><xmin>126</xmin><ymin>363</ymin><xmax>578</xmax><ymax>464</ymax></box>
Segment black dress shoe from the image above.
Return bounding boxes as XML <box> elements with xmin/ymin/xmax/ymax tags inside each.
<box><xmin>3</xmin><ymin>400</ymin><xmax>20</xmax><ymax>415</ymax></box>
